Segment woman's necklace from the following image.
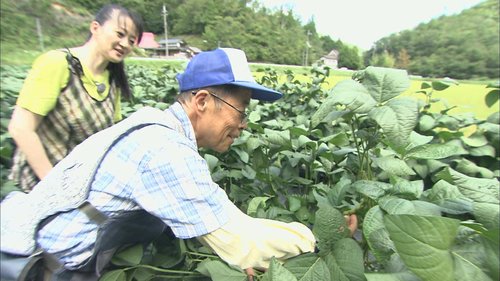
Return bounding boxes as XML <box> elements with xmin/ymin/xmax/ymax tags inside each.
<box><xmin>95</xmin><ymin>82</ymin><xmax>106</xmax><ymax>94</ymax></box>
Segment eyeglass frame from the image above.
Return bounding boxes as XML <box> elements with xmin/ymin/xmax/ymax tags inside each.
<box><xmin>192</xmin><ymin>91</ymin><xmax>248</xmax><ymax>123</ymax></box>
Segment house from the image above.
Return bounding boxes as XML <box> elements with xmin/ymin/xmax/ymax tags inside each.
<box><xmin>157</xmin><ymin>38</ymin><xmax>200</xmax><ymax>58</ymax></box>
<box><xmin>138</xmin><ymin>32</ymin><xmax>160</xmax><ymax>49</ymax></box>
<box><xmin>320</xmin><ymin>49</ymin><xmax>339</xmax><ymax>69</ymax></box>
<box><xmin>137</xmin><ymin>32</ymin><xmax>160</xmax><ymax>56</ymax></box>
<box><xmin>137</xmin><ymin>33</ymin><xmax>200</xmax><ymax>59</ymax></box>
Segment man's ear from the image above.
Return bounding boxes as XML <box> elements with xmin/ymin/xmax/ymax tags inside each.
<box><xmin>192</xmin><ymin>90</ymin><xmax>210</xmax><ymax>112</ymax></box>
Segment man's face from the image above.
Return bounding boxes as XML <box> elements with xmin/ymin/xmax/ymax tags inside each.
<box><xmin>197</xmin><ymin>89</ymin><xmax>251</xmax><ymax>152</ymax></box>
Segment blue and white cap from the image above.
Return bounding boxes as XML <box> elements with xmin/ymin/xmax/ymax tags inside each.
<box><xmin>176</xmin><ymin>48</ymin><xmax>283</xmax><ymax>101</ymax></box>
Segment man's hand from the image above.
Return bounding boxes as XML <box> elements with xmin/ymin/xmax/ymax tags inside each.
<box><xmin>245</xmin><ymin>268</ymin><xmax>255</xmax><ymax>281</ymax></box>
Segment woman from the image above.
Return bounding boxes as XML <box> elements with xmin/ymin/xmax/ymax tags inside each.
<box><xmin>8</xmin><ymin>4</ymin><xmax>144</xmax><ymax>191</ymax></box>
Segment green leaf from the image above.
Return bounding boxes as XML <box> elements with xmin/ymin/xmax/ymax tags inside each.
<box><xmin>283</xmin><ymin>253</ymin><xmax>331</xmax><ymax>281</ymax></box>
<box><xmin>461</xmin><ymin>132</ymin><xmax>488</xmax><ymax>147</ymax></box>
<box><xmin>455</xmin><ymin>158</ymin><xmax>495</xmax><ymax>178</ymax></box>
<box><xmin>329</xmin><ymin>79</ymin><xmax>377</xmax><ymax>113</ymax></box>
<box><xmin>100</xmin><ymin>269</ymin><xmax>127</xmax><ymax>281</ymax></box>
<box><xmin>423</xmin><ymin>180</ymin><xmax>475</xmax><ymax>214</ymax></box>
<box><xmin>469</xmin><ymin>145</ymin><xmax>496</xmax><ymax>157</ymax></box>
<box><xmin>373</xmin><ymin>156</ymin><xmax>416</xmax><ymax>177</ymax></box>
<box><xmin>369</xmin><ymin>98</ymin><xmax>418</xmax><ymax>149</ymax></box>
<box><xmin>452</xmin><ymin>240</ymin><xmax>495</xmax><ymax>281</ymax></box>
<box><xmin>388</xmin><ymin>177</ymin><xmax>423</xmax><ymax>200</ymax></box>
<box><xmin>352</xmin><ymin>180</ymin><xmax>391</xmax><ymax>200</ymax></box>
<box><xmin>481</xmin><ymin>235</ymin><xmax>500</xmax><ymax>281</ymax></box>
<box><xmin>418</xmin><ymin>114</ymin><xmax>436</xmax><ymax>131</ymax></box>
<box><xmin>435</xmin><ymin>167</ymin><xmax>499</xmax><ymax>204</ymax></box>
<box><xmin>247</xmin><ymin>196</ymin><xmax>270</xmax><ymax>217</ymax></box>
<box><xmin>288</xmin><ymin>196</ymin><xmax>302</xmax><ymax>212</ymax></box>
<box><xmin>111</xmin><ymin>244</ymin><xmax>143</xmax><ymax>266</ymax></box>
<box><xmin>407</xmin><ymin>131</ymin><xmax>433</xmax><ymax>150</ymax></box>
<box><xmin>363</xmin><ymin>206</ymin><xmax>396</xmax><ymax>262</ymax></box>
<box><xmin>361</xmin><ymin>66</ymin><xmax>410</xmax><ymax>103</ymax></box>
<box><xmin>312</xmin><ymin>203</ymin><xmax>350</xmax><ymax>252</ymax></box>
<box><xmin>264</xmin><ymin>128</ymin><xmax>291</xmax><ymax>147</ymax></box>
<box><xmin>379</xmin><ymin>197</ymin><xmax>415</xmax><ymax>215</ymax></box>
<box><xmin>405</xmin><ymin>143</ymin><xmax>462</xmax><ymax>160</ymax></box>
<box><xmin>324</xmin><ymin>238</ymin><xmax>367</xmax><ymax>281</ymax></box>
<box><xmin>384</xmin><ymin>215</ymin><xmax>460</xmax><ymax>281</ymax></box>
<box><xmin>261</xmin><ymin>257</ymin><xmax>298</xmax><ymax>281</ymax></box>
<box><xmin>485</xmin><ymin>89</ymin><xmax>499</xmax><ymax>107</ymax></box>
<box><xmin>431</xmin><ymin>78</ymin><xmax>458</xmax><ymax>91</ymax></box>
<box><xmin>473</xmin><ymin>202</ymin><xmax>500</xmax><ymax>230</ymax></box>
<box><xmin>204</xmin><ymin>154</ymin><xmax>219</xmax><ymax>172</ymax></box>
<box><xmin>196</xmin><ymin>259</ymin><xmax>247</xmax><ymax>281</ymax></box>
<box><xmin>365</xmin><ymin>272</ymin><xmax>421</xmax><ymax>281</ymax></box>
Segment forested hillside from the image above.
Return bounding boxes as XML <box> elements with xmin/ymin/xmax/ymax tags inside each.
<box><xmin>1</xmin><ymin>0</ymin><xmax>498</xmax><ymax>79</ymax></box>
<box><xmin>365</xmin><ymin>0</ymin><xmax>499</xmax><ymax>79</ymax></box>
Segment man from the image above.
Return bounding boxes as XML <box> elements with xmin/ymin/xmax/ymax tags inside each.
<box><xmin>1</xmin><ymin>48</ymin><xmax>356</xmax><ymax>280</ymax></box>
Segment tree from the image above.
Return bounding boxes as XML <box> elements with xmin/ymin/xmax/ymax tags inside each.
<box><xmin>395</xmin><ymin>48</ymin><xmax>411</xmax><ymax>70</ymax></box>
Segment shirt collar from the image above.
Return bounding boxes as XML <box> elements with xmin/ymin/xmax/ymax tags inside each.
<box><xmin>167</xmin><ymin>102</ymin><xmax>198</xmax><ymax>148</ymax></box>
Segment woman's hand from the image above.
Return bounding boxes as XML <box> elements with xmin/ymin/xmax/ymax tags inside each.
<box><xmin>345</xmin><ymin>214</ymin><xmax>358</xmax><ymax>237</ymax></box>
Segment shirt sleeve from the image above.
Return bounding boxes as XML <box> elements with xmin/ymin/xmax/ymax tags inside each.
<box><xmin>197</xmin><ymin>202</ymin><xmax>316</xmax><ymax>270</ymax></box>
<box><xmin>16</xmin><ymin>50</ymin><xmax>69</xmax><ymax>116</ymax></box>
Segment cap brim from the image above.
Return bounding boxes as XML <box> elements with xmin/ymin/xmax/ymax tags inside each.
<box><xmin>229</xmin><ymin>81</ymin><xmax>283</xmax><ymax>101</ymax></box>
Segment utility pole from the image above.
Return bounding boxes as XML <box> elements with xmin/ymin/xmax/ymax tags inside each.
<box><xmin>304</xmin><ymin>30</ymin><xmax>311</xmax><ymax>66</ymax></box>
<box><xmin>162</xmin><ymin>4</ymin><xmax>169</xmax><ymax>57</ymax></box>
<box><xmin>36</xmin><ymin>18</ymin><xmax>44</xmax><ymax>51</ymax></box>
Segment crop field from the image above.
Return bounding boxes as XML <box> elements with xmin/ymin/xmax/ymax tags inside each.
<box><xmin>0</xmin><ymin>61</ymin><xmax>498</xmax><ymax>281</ymax></box>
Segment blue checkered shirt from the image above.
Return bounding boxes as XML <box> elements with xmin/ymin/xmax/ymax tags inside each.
<box><xmin>37</xmin><ymin>102</ymin><xmax>231</xmax><ymax>268</ymax></box>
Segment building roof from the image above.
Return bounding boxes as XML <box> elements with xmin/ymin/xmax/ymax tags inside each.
<box><xmin>322</xmin><ymin>49</ymin><xmax>339</xmax><ymax>60</ymax></box>
<box><xmin>138</xmin><ymin>32</ymin><xmax>160</xmax><ymax>49</ymax></box>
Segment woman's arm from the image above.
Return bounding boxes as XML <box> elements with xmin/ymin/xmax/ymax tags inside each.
<box><xmin>8</xmin><ymin>106</ymin><xmax>53</xmax><ymax>180</ymax></box>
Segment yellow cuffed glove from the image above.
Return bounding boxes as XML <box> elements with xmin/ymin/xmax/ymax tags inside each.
<box><xmin>197</xmin><ymin>203</ymin><xmax>316</xmax><ymax>270</ymax></box>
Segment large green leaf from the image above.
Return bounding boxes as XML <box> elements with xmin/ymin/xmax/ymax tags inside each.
<box><xmin>372</xmin><ymin>156</ymin><xmax>415</xmax><ymax>177</ymax></box>
<box><xmin>352</xmin><ymin>180</ymin><xmax>391</xmax><ymax>200</ymax></box>
<box><xmin>384</xmin><ymin>215</ymin><xmax>460</xmax><ymax>281</ymax></box>
<box><xmin>261</xmin><ymin>258</ymin><xmax>298</xmax><ymax>281</ymax></box>
<box><xmin>361</xmin><ymin>66</ymin><xmax>410</xmax><ymax>103</ymax></box>
<box><xmin>264</xmin><ymin>128</ymin><xmax>291</xmax><ymax>147</ymax></box>
<box><xmin>312</xmin><ymin>203</ymin><xmax>350</xmax><ymax>252</ymax></box>
<box><xmin>311</xmin><ymin>94</ymin><xmax>343</xmax><ymax>128</ymax></box>
<box><xmin>363</xmin><ymin>206</ymin><xmax>396</xmax><ymax>262</ymax></box>
<box><xmin>369</xmin><ymin>98</ymin><xmax>418</xmax><ymax>149</ymax></box>
<box><xmin>323</xmin><ymin>238</ymin><xmax>366</xmax><ymax>281</ymax></box>
<box><xmin>423</xmin><ymin>180</ymin><xmax>475</xmax><ymax>214</ymax></box>
<box><xmin>388</xmin><ymin>177</ymin><xmax>423</xmax><ymax>200</ymax></box>
<box><xmin>405</xmin><ymin>143</ymin><xmax>463</xmax><ymax>160</ymax></box>
<box><xmin>452</xmin><ymin>240</ymin><xmax>495</xmax><ymax>281</ymax></box>
<box><xmin>329</xmin><ymin>79</ymin><xmax>377</xmax><ymax>113</ymax></box>
<box><xmin>473</xmin><ymin>202</ymin><xmax>500</xmax><ymax>229</ymax></box>
<box><xmin>196</xmin><ymin>260</ymin><xmax>247</xmax><ymax>281</ymax></box>
<box><xmin>284</xmin><ymin>253</ymin><xmax>331</xmax><ymax>281</ymax></box>
<box><xmin>435</xmin><ymin>167</ymin><xmax>499</xmax><ymax>204</ymax></box>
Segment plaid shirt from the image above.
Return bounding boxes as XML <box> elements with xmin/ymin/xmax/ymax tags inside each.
<box><xmin>37</xmin><ymin>102</ymin><xmax>230</xmax><ymax>268</ymax></box>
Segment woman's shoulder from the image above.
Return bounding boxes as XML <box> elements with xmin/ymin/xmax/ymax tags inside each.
<box><xmin>32</xmin><ymin>49</ymin><xmax>69</xmax><ymax>68</ymax></box>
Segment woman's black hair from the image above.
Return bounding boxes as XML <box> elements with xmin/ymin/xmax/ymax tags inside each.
<box><xmin>92</xmin><ymin>4</ymin><xmax>144</xmax><ymax>100</ymax></box>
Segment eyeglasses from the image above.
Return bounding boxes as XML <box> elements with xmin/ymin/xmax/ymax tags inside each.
<box><xmin>192</xmin><ymin>91</ymin><xmax>248</xmax><ymax>123</ymax></box>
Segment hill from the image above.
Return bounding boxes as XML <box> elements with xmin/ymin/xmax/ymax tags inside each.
<box><xmin>366</xmin><ymin>0</ymin><xmax>499</xmax><ymax>80</ymax></box>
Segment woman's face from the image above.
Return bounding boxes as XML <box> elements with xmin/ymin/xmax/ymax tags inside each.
<box><xmin>92</xmin><ymin>10</ymin><xmax>138</xmax><ymax>63</ymax></box>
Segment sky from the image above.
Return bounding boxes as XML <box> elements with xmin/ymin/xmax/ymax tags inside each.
<box><xmin>258</xmin><ymin>0</ymin><xmax>485</xmax><ymax>50</ymax></box>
